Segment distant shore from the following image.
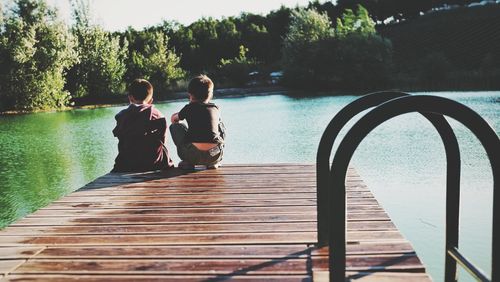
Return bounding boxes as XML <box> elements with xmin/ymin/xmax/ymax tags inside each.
<box><xmin>0</xmin><ymin>86</ymin><xmax>288</xmax><ymax>115</ymax></box>
<box><xmin>3</xmin><ymin>86</ymin><xmax>498</xmax><ymax>115</ymax></box>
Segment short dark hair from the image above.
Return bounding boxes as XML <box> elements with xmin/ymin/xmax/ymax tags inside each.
<box><xmin>188</xmin><ymin>75</ymin><xmax>214</xmax><ymax>101</ymax></box>
<box><xmin>129</xmin><ymin>79</ymin><xmax>153</xmax><ymax>102</ymax></box>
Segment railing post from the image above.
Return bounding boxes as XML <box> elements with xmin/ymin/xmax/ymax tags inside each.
<box><xmin>317</xmin><ymin>91</ymin><xmax>415</xmax><ymax>245</ymax></box>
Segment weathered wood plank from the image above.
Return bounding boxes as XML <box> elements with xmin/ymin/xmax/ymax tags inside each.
<box><xmin>313</xmin><ymin>272</ymin><xmax>431</xmax><ymax>282</ymax></box>
<box><xmin>0</xmin><ymin>260</ymin><xmax>25</xmax><ymax>275</ymax></box>
<box><xmin>312</xmin><ymin>254</ymin><xmax>426</xmax><ymax>272</ymax></box>
<box><xmin>10</xmin><ymin>213</ymin><xmax>390</xmax><ymax>226</ymax></box>
<box><xmin>313</xmin><ymin>242</ymin><xmax>415</xmax><ymax>255</ymax></box>
<box><xmin>11</xmin><ymin>214</ymin><xmax>316</xmax><ymax>226</ymax></box>
<box><xmin>13</xmin><ymin>258</ymin><xmax>310</xmax><ymax>275</ymax></box>
<box><xmin>4</xmin><ymin>274</ymin><xmax>312</xmax><ymax>281</ymax></box>
<box><xmin>72</xmin><ymin>187</ymin><xmax>319</xmax><ymax>196</ymax></box>
<box><xmin>35</xmin><ymin>245</ymin><xmax>312</xmax><ymax>259</ymax></box>
<box><xmin>0</xmin><ymin>221</ymin><xmax>394</xmax><ymax>236</ymax></box>
<box><xmin>0</xmin><ymin>247</ymin><xmax>44</xmax><ymax>259</ymax></box>
<box><xmin>0</xmin><ymin>231</ymin><xmax>406</xmax><ymax>246</ymax></box>
<box><xmin>0</xmin><ymin>232</ymin><xmax>318</xmax><ymax>246</ymax></box>
<box><xmin>28</xmin><ymin>206</ymin><xmax>317</xmax><ymax>217</ymax></box>
<box><xmin>40</xmin><ymin>199</ymin><xmax>318</xmax><ymax>209</ymax></box>
<box><xmin>1</xmin><ymin>222</ymin><xmax>317</xmax><ymax>236</ymax></box>
<box><xmin>52</xmin><ymin>193</ymin><xmax>317</xmax><ymax>203</ymax></box>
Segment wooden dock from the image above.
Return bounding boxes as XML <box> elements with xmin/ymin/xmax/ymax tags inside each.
<box><xmin>0</xmin><ymin>164</ymin><xmax>431</xmax><ymax>281</ymax></box>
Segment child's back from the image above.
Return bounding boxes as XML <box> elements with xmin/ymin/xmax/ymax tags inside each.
<box><xmin>170</xmin><ymin>75</ymin><xmax>225</xmax><ymax>169</ymax></box>
<box><xmin>178</xmin><ymin>101</ymin><xmax>223</xmax><ymax>144</ymax></box>
<box><xmin>112</xmin><ymin>79</ymin><xmax>173</xmax><ymax>172</ymax></box>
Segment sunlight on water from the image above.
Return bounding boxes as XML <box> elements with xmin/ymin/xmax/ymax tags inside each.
<box><xmin>0</xmin><ymin>91</ymin><xmax>498</xmax><ymax>281</ymax></box>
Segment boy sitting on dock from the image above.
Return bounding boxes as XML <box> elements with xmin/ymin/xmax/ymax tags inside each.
<box><xmin>112</xmin><ymin>79</ymin><xmax>174</xmax><ymax>172</ymax></box>
<box><xmin>170</xmin><ymin>75</ymin><xmax>225</xmax><ymax>169</ymax></box>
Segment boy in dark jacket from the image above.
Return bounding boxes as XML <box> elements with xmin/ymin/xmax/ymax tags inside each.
<box><xmin>112</xmin><ymin>79</ymin><xmax>174</xmax><ymax>172</ymax></box>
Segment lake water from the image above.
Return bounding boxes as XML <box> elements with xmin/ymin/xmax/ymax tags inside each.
<box><xmin>0</xmin><ymin>91</ymin><xmax>498</xmax><ymax>281</ymax></box>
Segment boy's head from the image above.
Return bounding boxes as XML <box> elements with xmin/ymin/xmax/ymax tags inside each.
<box><xmin>128</xmin><ymin>79</ymin><xmax>153</xmax><ymax>104</ymax></box>
<box><xmin>188</xmin><ymin>75</ymin><xmax>214</xmax><ymax>102</ymax></box>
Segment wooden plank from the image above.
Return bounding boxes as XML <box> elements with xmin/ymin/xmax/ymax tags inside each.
<box><xmin>35</xmin><ymin>245</ymin><xmax>312</xmax><ymax>259</ymax></box>
<box><xmin>0</xmin><ymin>260</ymin><xmax>25</xmax><ymax>275</ymax></box>
<box><xmin>313</xmin><ymin>242</ymin><xmax>415</xmax><ymax>255</ymax></box>
<box><xmin>0</xmin><ymin>232</ymin><xmax>318</xmax><ymax>246</ymax></box>
<box><xmin>4</xmin><ymin>274</ymin><xmax>312</xmax><ymax>281</ymax></box>
<box><xmin>0</xmin><ymin>221</ymin><xmax>393</xmax><ymax>236</ymax></box>
<box><xmin>28</xmin><ymin>206</ymin><xmax>317</xmax><ymax>217</ymax></box>
<box><xmin>1</xmin><ymin>222</ymin><xmax>317</xmax><ymax>236</ymax></box>
<box><xmin>13</xmin><ymin>258</ymin><xmax>310</xmax><ymax>275</ymax></box>
<box><xmin>42</xmin><ymin>199</ymin><xmax>317</xmax><ymax>209</ymax></box>
<box><xmin>11</xmin><ymin>214</ymin><xmax>316</xmax><ymax>226</ymax></box>
<box><xmin>87</xmin><ymin>174</ymin><xmax>316</xmax><ymax>183</ymax></box>
<box><xmin>0</xmin><ymin>247</ymin><xmax>44</xmax><ymax>259</ymax></box>
<box><xmin>312</xmin><ymin>254</ymin><xmax>425</xmax><ymax>272</ymax></box>
<box><xmin>52</xmin><ymin>193</ymin><xmax>318</xmax><ymax>203</ymax></box>
<box><xmin>10</xmin><ymin>212</ymin><xmax>389</xmax><ymax>226</ymax></box>
<box><xmin>48</xmin><ymin>197</ymin><xmax>375</xmax><ymax>206</ymax></box>
<box><xmin>35</xmin><ymin>203</ymin><xmax>380</xmax><ymax>212</ymax></box>
<box><xmin>313</xmin><ymin>272</ymin><xmax>430</xmax><ymax>282</ymax></box>
<box><xmin>71</xmin><ymin>187</ymin><xmax>318</xmax><ymax>196</ymax></box>
<box><xmin>0</xmin><ymin>231</ymin><xmax>405</xmax><ymax>246</ymax></box>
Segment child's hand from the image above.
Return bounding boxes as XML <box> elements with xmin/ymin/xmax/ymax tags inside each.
<box><xmin>171</xmin><ymin>113</ymin><xmax>180</xmax><ymax>123</ymax></box>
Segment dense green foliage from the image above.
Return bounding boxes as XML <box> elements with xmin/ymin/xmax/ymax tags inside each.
<box><xmin>218</xmin><ymin>45</ymin><xmax>258</xmax><ymax>86</ymax></box>
<box><xmin>379</xmin><ymin>5</ymin><xmax>500</xmax><ymax>89</ymax></box>
<box><xmin>0</xmin><ymin>0</ymin><xmax>498</xmax><ymax>112</ymax></box>
<box><xmin>123</xmin><ymin>29</ymin><xmax>185</xmax><ymax>95</ymax></box>
<box><xmin>0</xmin><ymin>0</ymin><xmax>77</xmax><ymax>111</ymax></box>
<box><xmin>67</xmin><ymin>0</ymin><xmax>128</xmax><ymax>99</ymax></box>
<box><xmin>281</xmin><ymin>9</ymin><xmax>333</xmax><ymax>88</ymax></box>
<box><xmin>282</xmin><ymin>6</ymin><xmax>392</xmax><ymax>89</ymax></box>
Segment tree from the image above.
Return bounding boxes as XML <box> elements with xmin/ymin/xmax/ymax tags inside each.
<box><xmin>0</xmin><ymin>0</ymin><xmax>77</xmax><ymax>111</ymax></box>
<box><xmin>265</xmin><ymin>6</ymin><xmax>293</xmax><ymax>65</ymax></box>
<box><xmin>125</xmin><ymin>30</ymin><xmax>185</xmax><ymax>95</ymax></box>
<box><xmin>331</xmin><ymin>5</ymin><xmax>392</xmax><ymax>89</ymax></box>
<box><xmin>281</xmin><ymin>5</ymin><xmax>392</xmax><ymax>90</ymax></box>
<box><xmin>66</xmin><ymin>0</ymin><xmax>128</xmax><ymax>98</ymax></box>
<box><xmin>218</xmin><ymin>45</ymin><xmax>258</xmax><ymax>86</ymax></box>
<box><xmin>418</xmin><ymin>52</ymin><xmax>452</xmax><ymax>87</ymax></box>
<box><xmin>336</xmin><ymin>5</ymin><xmax>376</xmax><ymax>37</ymax></box>
<box><xmin>281</xmin><ymin>8</ymin><xmax>333</xmax><ymax>87</ymax></box>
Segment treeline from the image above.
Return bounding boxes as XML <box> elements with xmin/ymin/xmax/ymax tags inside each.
<box><xmin>0</xmin><ymin>0</ymin><xmax>498</xmax><ymax>112</ymax></box>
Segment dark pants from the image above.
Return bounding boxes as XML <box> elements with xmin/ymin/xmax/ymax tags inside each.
<box><xmin>169</xmin><ymin>123</ymin><xmax>223</xmax><ymax>166</ymax></box>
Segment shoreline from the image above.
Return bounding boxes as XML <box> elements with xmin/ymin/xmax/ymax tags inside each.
<box><xmin>0</xmin><ymin>86</ymin><xmax>289</xmax><ymax>115</ymax></box>
<box><xmin>1</xmin><ymin>86</ymin><xmax>499</xmax><ymax>115</ymax></box>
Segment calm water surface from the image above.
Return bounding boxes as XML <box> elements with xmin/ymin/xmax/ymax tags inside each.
<box><xmin>0</xmin><ymin>91</ymin><xmax>498</xmax><ymax>281</ymax></box>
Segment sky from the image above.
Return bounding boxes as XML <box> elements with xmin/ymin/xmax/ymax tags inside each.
<box><xmin>43</xmin><ymin>0</ymin><xmax>321</xmax><ymax>31</ymax></box>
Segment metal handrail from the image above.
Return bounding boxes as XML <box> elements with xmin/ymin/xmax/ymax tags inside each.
<box><xmin>325</xmin><ymin>95</ymin><xmax>499</xmax><ymax>281</ymax></box>
<box><xmin>316</xmin><ymin>91</ymin><xmax>461</xmax><ymax>281</ymax></box>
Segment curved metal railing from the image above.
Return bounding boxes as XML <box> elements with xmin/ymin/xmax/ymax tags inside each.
<box><xmin>317</xmin><ymin>93</ymin><xmax>499</xmax><ymax>281</ymax></box>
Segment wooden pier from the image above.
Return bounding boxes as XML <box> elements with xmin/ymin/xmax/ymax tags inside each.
<box><xmin>0</xmin><ymin>164</ymin><xmax>431</xmax><ymax>281</ymax></box>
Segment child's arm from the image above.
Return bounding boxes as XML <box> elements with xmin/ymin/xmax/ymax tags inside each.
<box><xmin>171</xmin><ymin>112</ymin><xmax>180</xmax><ymax>123</ymax></box>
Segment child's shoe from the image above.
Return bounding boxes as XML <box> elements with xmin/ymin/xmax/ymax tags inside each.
<box><xmin>207</xmin><ymin>163</ymin><xmax>220</xmax><ymax>169</ymax></box>
<box><xmin>178</xmin><ymin>161</ymin><xmax>194</xmax><ymax>170</ymax></box>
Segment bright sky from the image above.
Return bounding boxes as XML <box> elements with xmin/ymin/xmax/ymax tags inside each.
<box><xmin>44</xmin><ymin>0</ymin><xmax>322</xmax><ymax>31</ymax></box>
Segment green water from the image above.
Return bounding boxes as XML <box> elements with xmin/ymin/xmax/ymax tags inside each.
<box><xmin>0</xmin><ymin>91</ymin><xmax>498</xmax><ymax>281</ymax></box>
